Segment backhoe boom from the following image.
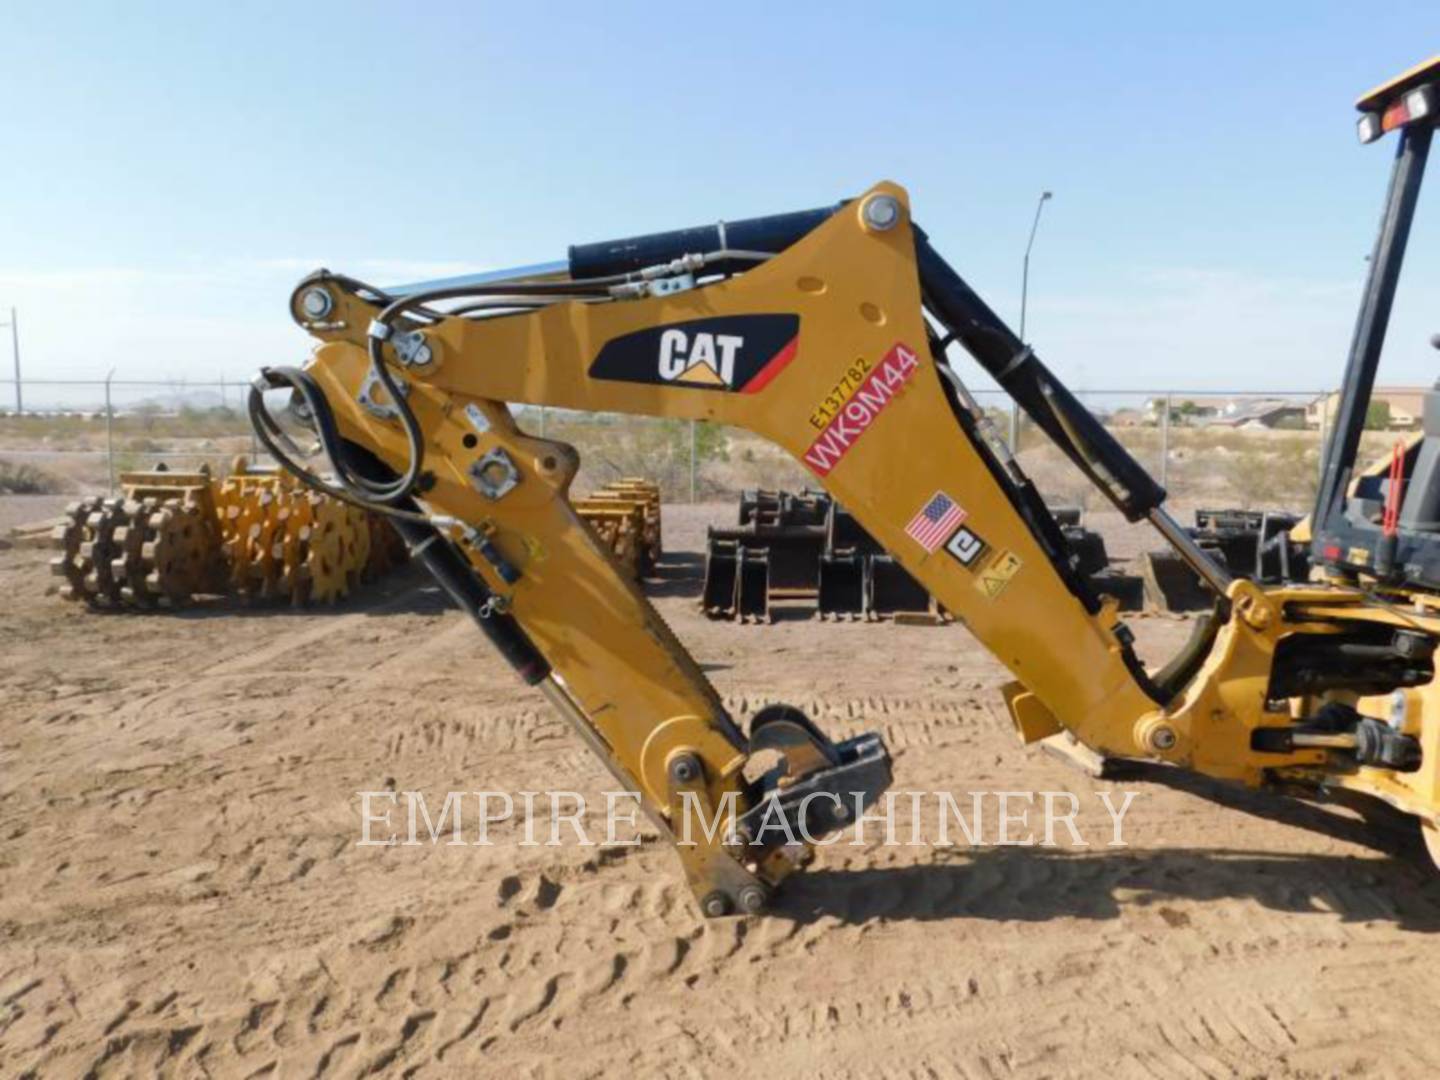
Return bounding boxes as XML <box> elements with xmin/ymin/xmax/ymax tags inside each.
<box><xmin>254</xmin><ymin>177</ymin><xmax>1440</xmax><ymax>913</ymax></box>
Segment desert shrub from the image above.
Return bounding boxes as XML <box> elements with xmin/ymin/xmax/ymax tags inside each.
<box><xmin>0</xmin><ymin>458</ymin><xmax>65</xmax><ymax>494</ymax></box>
<box><xmin>1219</xmin><ymin>441</ymin><xmax>1318</xmax><ymax>510</ymax></box>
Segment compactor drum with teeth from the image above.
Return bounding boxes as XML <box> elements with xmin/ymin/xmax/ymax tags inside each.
<box><xmin>215</xmin><ymin>463</ymin><xmax>378</xmax><ymax>604</ymax></box>
<box><xmin>50</xmin><ymin>497</ymin><xmax>120</xmax><ymax>606</ymax></box>
<box><xmin>50</xmin><ymin>459</ymin><xmax>407</xmax><ymax>611</ymax></box>
<box><xmin>115</xmin><ymin>498</ymin><xmax>223</xmax><ymax>608</ymax></box>
<box><xmin>575</xmin><ymin>477</ymin><xmax>663</xmax><ymax>579</ymax></box>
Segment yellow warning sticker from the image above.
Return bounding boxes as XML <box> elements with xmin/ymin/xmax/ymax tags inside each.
<box><xmin>975</xmin><ymin>550</ymin><xmax>1023</xmax><ymax>600</ymax></box>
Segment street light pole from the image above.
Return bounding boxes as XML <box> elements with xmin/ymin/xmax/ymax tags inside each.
<box><xmin>0</xmin><ymin>307</ymin><xmax>18</xmax><ymax>415</ymax></box>
<box><xmin>1019</xmin><ymin>191</ymin><xmax>1053</xmax><ymax>342</ymax></box>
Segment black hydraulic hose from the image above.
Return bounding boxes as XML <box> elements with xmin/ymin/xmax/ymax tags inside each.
<box><xmin>354</xmin><ymin>280</ymin><xmax>626</xmax><ymax>506</ymax></box>
<box><xmin>248</xmin><ymin>370</ymin><xmax>548</xmax><ymax>684</ymax></box>
<box><xmin>357</xmin><ymin>336</ymin><xmax>429</xmax><ymax>504</ymax></box>
<box><xmin>389</xmin><ymin>515</ymin><xmax>550</xmax><ymax>686</ymax></box>
<box><xmin>247</xmin><ymin>367</ymin><xmax>432</xmax><ymax>523</ymax></box>
<box><xmin>250</xmin><ymin>374</ymin><xmax>547</xmax><ymax>679</ymax></box>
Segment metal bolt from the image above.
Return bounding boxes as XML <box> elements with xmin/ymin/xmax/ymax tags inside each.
<box><xmin>670</xmin><ymin>756</ymin><xmax>699</xmax><ymax>784</ymax></box>
<box><xmin>701</xmin><ymin>891</ymin><xmax>730</xmax><ymax>918</ymax></box>
<box><xmin>1151</xmin><ymin>726</ymin><xmax>1178</xmax><ymax>752</ymax></box>
<box><xmin>861</xmin><ymin>194</ymin><xmax>901</xmax><ymax>232</ymax></box>
<box><xmin>300</xmin><ymin>287</ymin><xmax>333</xmax><ymax>320</ymax></box>
<box><xmin>737</xmin><ymin>885</ymin><xmax>768</xmax><ymax>915</ymax></box>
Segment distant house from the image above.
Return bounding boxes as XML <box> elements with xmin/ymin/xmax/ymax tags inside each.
<box><xmin>1307</xmin><ymin>387</ymin><xmax>1430</xmax><ymax>430</ymax></box>
<box><xmin>1207</xmin><ymin>399</ymin><xmax>1308</xmax><ymax>429</ymax></box>
<box><xmin>1144</xmin><ymin>395</ymin><xmax>1231</xmax><ymax>425</ymax></box>
<box><xmin>1145</xmin><ymin>395</ymin><xmax>1307</xmax><ymax>428</ymax></box>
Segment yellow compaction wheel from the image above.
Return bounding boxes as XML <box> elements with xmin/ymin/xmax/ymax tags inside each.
<box><xmin>78</xmin><ymin>499</ymin><xmax>128</xmax><ymax>608</ymax></box>
<box><xmin>49</xmin><ymin>498</ymin><xmax>100</xmax><ymax>602</ymax></box>
<box><xmin>51</xmin><ymin>462</ymin><xmax>405</xmax><ymax>611</ymax></box>
<box><xmin>142</xmin><ymin>502</ymin><xmax>212</xmax><ymax>606</ymax></box>
<box><xmin>305</xmin><ymin>496</ymin><xmax>352</xmax><ymax>604</ymax></box>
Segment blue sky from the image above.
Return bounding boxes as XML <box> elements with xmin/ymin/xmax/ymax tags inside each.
<box><xmin>1</xmin><ymin>2</ymin><xmax>1436</xmax><ymax>403</ymax></box>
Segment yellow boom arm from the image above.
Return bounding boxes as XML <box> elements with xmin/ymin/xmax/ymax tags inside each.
<box><xmin>258</xmin><ymin>182</ymin><xmax>1440</xmax><ymax>913</ymax></box>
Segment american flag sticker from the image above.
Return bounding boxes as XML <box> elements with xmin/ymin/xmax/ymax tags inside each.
<box><xmin>905</xmin><ymin>491</ymin><xmax>967</xmax><ymax>553</ymax></box>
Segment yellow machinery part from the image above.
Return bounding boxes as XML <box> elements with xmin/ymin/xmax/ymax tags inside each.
<box><xmin>50</xmin><ymin>459</ymin><xmax>405</xmax><ymax>610</ymax></box>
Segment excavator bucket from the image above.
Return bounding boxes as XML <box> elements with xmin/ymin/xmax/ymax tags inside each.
<box><xmin>736</xmin><ymin>546</ymin><xmax>772</xmax><ymax>623</ymax></box>
<box><xmin>701</xmin><ymin>536</ymin><xmax>740</xmax><ymax>618</ymax></box>
<box><xmin>817</xmin><ymin>551</ymin><xmax>864</xmax><ymax>619</ymax></box>
<box><xmin>1088</xmin><ymin>568</ymin><xmax>1146</xmax><ymax>612</ymax></box>
<box><xmin>1141</xmin><ymin>549</ymin><xmax>1214</xmax><ymax>612</ymax></box>
<box><xmin>1139</xmin><ymin>507</ymin><xmax>1307</xmax><ymax>613</ymax></box>
<box><xmin>864</xmin><ymin>554</ymin><xmax>934</xmax><ymax>620</ymax></box>
<box><xmin>758</xmin><ymin>528</ymin><xmax>826</xmax><ymax>595</ymax></box>
<box><xmin>702</xmin><ymin>489</ymin><xmax>831</xmax><ymax>620</ymax></box>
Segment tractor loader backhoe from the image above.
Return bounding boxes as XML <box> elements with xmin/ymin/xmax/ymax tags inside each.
<box><xmin>252</xmin><ymin>57</ymin><xmax>1440</xmax><ymax>916</ymax></box>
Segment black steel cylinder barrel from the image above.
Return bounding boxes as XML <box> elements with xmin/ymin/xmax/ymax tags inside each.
<box><xmin>391</xmin><ymin>518</ymin><xmax>550</xmax><ymax>686</ymax></box>
<box><xmin>568</xmin><ymin>205</ymin><xmax>841</xmax><ymax>280</ymax></box>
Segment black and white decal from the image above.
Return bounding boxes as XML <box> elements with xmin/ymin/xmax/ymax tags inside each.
<box><xmin>589</xmin><ymin>315</ymin><xmax>800</xmax><ymax>394</ymax></box>
<box><xmin>945</xmin><ymin>525</ymin><xmax>988</xmax><ymax>568</ymax></box>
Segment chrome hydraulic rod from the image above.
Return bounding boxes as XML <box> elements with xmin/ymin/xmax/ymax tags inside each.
<box><xmin>1148</xmin><ymin>507</ymin><xmax>1234</xmax><ymax>595</ymax></box>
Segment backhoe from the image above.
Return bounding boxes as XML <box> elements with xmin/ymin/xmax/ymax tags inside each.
<box><xmin>251</xmin><ymin>56</ymin><xmax>1440</xmax><ymax>915</ymax></box>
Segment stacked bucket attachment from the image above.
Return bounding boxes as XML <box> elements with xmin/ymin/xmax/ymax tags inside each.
<box><xmin>1141</xmin><ymin>508</ymin><xmax>1309</xmax><ymax>612</ymax></box>
<box><xmin>701</xmin><ymin>491</ymin><xmax>1143</xmax><ymax>623</ymax></box>
<box><xmin>702</xmin><ymin>489</ymin><xmax>942</xmax><ymax>623</ymax></box>
<box><xmin>50</xmin><ymin>459</ymin><xmax>407</xmax><ymax>610</ymax></box>
<box><xmin>865</xmin><ymin>556</ymin><xmax>936</xmax><ymax>623</ymax></box>
<box><xmin>1048</xmin><ymin>505</ymin><xmax>1145</xmax><ymax>613</ymax></box>
<box><xmin>574</xmin><ymin>478</ymin><xmax>662</xmax><ymax>580</ymax></box>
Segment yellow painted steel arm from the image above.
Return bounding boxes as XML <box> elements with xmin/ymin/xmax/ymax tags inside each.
<box><xmin>306</xmin><ymin>185</ymin><xmax>1162</xmax><ymax>743</ymax></box>
<box><xmin>276</xmin><ymin>180</ymin><xmax>1440</xmax><ymax>910</ymax></box>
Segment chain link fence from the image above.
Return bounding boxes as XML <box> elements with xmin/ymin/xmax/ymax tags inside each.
<box><xmin>0</xmin><ymin>376</ymin><xmax>1389</xmax><ymax>514</ymax></box>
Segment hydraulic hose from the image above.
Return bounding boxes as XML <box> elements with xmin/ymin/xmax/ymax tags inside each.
<box><xmin>247</xmin><ymin>367</ymin><xmax>431</xmax><ymax>523</ymax></box>
<box><xmin>389</xmin><ymin>515</ymin><xmax>550</xmax><ymax>686</ymax></box>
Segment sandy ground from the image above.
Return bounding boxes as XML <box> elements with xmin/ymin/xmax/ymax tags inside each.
<box><xmin>3</xmin><ymin>501</ymin><xmax>1440</xmax><ymax>1078</ymax></box>
<box><xmin>0</xmin><ymin>495</ymin><xmax>72</xmax><ymax>535</ymax></box>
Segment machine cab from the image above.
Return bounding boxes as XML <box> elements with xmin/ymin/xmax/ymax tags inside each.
<box><xmin>1312</xmin><ymin>56</ymin><xmax>1440</xmax><ymax>590</ymax></box>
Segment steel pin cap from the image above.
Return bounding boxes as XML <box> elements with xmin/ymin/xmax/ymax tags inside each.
<box><xmin>861</xmin><ymin>194</ymin><xmax>902</xmax><ymax>232</ymax></box>
<box><xmin>300</xmin><ymin>287</ymin><xmax>333</xmax><ymax>319</ymax></box>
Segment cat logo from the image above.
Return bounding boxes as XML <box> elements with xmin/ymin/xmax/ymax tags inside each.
<box><xmin>658</xmin><ymin>329</ymin><xmax>745</xmax><ymax>387</ymax></box>
<box><xmin>589</xmin><ymin>315</ymin><xmax>800</xmax><ymax>394</ymax></box>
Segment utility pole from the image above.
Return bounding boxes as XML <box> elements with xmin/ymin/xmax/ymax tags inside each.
<box><xmin>1019</xmin><ymin>191</ymin><xmax>1053</xmax><ymax>342</ymax></box>
<box><xmin>0</xmin><ymin>308</ymin><xmax>19</xmax><ymax>415</ymax></box>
